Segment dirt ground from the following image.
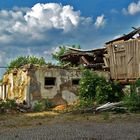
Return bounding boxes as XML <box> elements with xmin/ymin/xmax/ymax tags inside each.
<box><xmin>0</xmin><ymin>112</ymin><xmax>140</xmax><ymax>140</ymax></box>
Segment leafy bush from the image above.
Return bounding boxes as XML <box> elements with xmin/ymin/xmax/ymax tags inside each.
<box><xmin>45</xmin><ymin>98</ymin><xmax>54</xmax><ymax>109</ymax></box>
<box><xmin>95</xmin><ymin>81</ymin><xmax>123</xmax><ymax>104</ymax></box>
<box><xmin>0</xmin><ymin>99</ymin><xmax>16</xmax><ymax>109</ymax></box>
<box><xmin>0</xmin><ymin>99</ymin><xmax>17</xmax><ymax>113</ymax></box>
<box><xmin>4</xmin><ymin>99</ymin><xmax>17</xmax><ymax>109</ymax></box>
<box><xmin>130</xmin><ymin>78</ymin><xmax>140</xmax><ymax>93</ymax></box>
<box><xmin>8</xmin><ymin>56</ymin><xmax>46</xmax><ymax>71</ymax></box>
<box><xmin>78</xmin><ymin>69</ymin><xmax>123</xmax><ymax>105</ymax></box>
<box><xmin>75</xmin><ymin>98</ymin><xmax>94</xmax><ymax>109</ymax></box>
<box><xmin>123</xmin><ymin>79</ymin><xmax>140</xmax><ymax>112</ymax></box>
<box><xmin>33</xmin><ymin>101</ymin><xmax>44</xmax><ymax>112</ymax></box>
<box><xmin>79</xmin><ymin>69</ymin><xmax>103</xmax><ymax>100</ymax></box>
<box><xmin>123</xmin><ymin>92</ymin><xmax>140</xmax><ymax>112</ymax></box>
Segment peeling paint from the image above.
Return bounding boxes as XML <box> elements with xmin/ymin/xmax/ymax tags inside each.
<box><xmin>1</xmin><ymin>65</ymin><xmax>109</xmax><ymax>107</ymax></box>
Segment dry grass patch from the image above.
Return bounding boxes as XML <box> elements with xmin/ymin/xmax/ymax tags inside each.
<box><xmin>0</xmin><ymin>111</ymin><xmax>140</xmax><ymax>133</ymax></box>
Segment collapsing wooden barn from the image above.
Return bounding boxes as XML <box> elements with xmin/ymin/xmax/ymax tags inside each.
<box><xmin>60</xmin><ymin>47</ymin><xmax>106</xmax><ymax>70</ymax></box>
<box><xmin>105</xmin><ymin>27</ymin><xmax>140</xmax><ymax>83</ymax></box>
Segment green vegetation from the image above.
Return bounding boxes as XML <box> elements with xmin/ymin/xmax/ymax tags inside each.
<box><xmin>123</xmin><ymin>92</ymin><xmax>140</xmax><ymax>112</ymax></box>
<box><xmin>75</xmin><ymin>98</ymin><xmax>94</xmax><ymax>109</ymax></box>
<box><xmin>33</xmin><ymin>99</ymin><xmax>54</xmax><ymax>112</ymax></box>
<box><xmin>123</xmin><ymin>79</ymin><xmax>140</xmax><ymax>112</ymax></box>
<box><xmin>52</xmin><ymin>45</ymin><xmax>81</xmax><ymax>65</ymax></box>
<box><xmin>44</xmin><ymin>98</ymin><xmax>54</xmax><ymax>110</ymax></box>
<box><xmin>33</xmin><ymin>101</ymin><xmax>44</xmax><ymax>112</ymax></box>
<box><xmin>8</xmin><ymin>56</ymin><xmax>46</xmax><ymax>71</ymax></box>
<box><xmin>77</xmin><ymin>69</ymin><xmax>140</xmax><ymax>113</ymax></box>
<box><xmin>78</xmin><ymin>69</ymin><xmax>123</xmax><ymax>105</ymax></box>
<box><xmin>0</xmin><ymin>99</ymin><xmax>17</xmax><ymax>113</ymax></box>
<box><xmin>52</xmin><ymin>45</ymin><xmax>68</xmax><ymax>65</ymax></box>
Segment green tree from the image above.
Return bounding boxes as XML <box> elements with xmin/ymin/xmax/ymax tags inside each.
<box><xmin>78</xmin><ymin>69</ymin><xmax>123</xmax><ymax>104</ymax></box>
<box><xmin>8</xmin><ymin>56</ymin><xmax>46</xmax><ymax>71</ymax></box>
<box><xmin>52</xmin><ymin>45</ymin><xmax>68</xmax><ymax>65</ymax></box>
<box><xmin>52</xmin><ymin>45</ymin><xmax>81</xmax><ymax>65</ymax></box>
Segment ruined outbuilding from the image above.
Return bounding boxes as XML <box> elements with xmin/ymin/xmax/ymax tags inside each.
<box><xmin>105</xmin><ymin>27</ymin><xmax>140</xmax><ymax>83</ymax></box>
<box><xmin>0</xmin><ymin>64</ymin><xmax>82</xmax><ymax>106</ymax></box>
<box><xmin>60</xmin><ymin>47</ymin><xmax>106</xmax><ymax>70</ymax></box>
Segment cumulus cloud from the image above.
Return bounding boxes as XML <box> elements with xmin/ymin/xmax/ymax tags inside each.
<box><xmin>24</xmin><ymin>3</ymin><xmax>80</xmax><ymax>32</ymax></box>
<box><xmin>95</xmin><ymin>14</ymin><xmax>105</xmax><ymax>28</ymax></box>
<box><xmin>0</xmin><ymin>3</ymin><xmax>93</xmax><ymax>46</ymax></box>
<box><xmin>123</xmin><ymin>0</ymin><xmax>140</xmax><ymax>15</ymax></box>
<box><xmin>0</xmin><ymin>3</ymin><xmax>107</xmax><ymax>77</ymax></box>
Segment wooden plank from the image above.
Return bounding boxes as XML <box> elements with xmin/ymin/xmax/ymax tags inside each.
<box><xmin>81</xmin><ymin>56</ymin><xmax>90</xmax><ymax>65</ymax></box>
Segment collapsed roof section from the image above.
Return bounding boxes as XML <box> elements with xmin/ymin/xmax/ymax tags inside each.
<box><xmin>105</xmin><ymin>27</ymin><xmax>140</xmax><ymax>45</ymax></box>
<box><xmin>60</xmin><ymin>47</ymin><xmax>106</xmax><ymax>70</ymax></box>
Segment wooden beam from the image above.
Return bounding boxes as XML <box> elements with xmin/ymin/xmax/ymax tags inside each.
<box><xmin>132</xmin><ymin>27</ymin><xmax>137</xmax><ymax>30</ymax></box>
<box><xmin>81</xmin><ymin>56</ymin><xmax>90</xmax><ymax>65</ymax></box>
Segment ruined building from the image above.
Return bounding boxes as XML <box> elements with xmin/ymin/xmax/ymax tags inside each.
<box><xmin>1</xmin><ymin>26</ymin><xmax>140</xmax><ymax>106</ymax></box>
<box><xmin>60</xmin><ymin>47</ymin><xmax>106</xmax><ymax>70</ymax></box>
<box><xmin>0</xmin><ymin>64</ymin><xmax>82</xmax><ymax>106</ymax></box>
<box><xmin>105</xmin><ymin>27</ymin><xmax>140</xmax><ymax>83</ymax></box>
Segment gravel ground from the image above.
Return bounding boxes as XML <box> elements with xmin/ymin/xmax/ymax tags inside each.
<box><xmin>0</xmin><ymin>122</ymin><xmax>140</xmax><ymax>140</ymax></box>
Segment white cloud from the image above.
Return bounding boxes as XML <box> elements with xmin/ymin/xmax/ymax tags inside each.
<box><xmin>95</xmin><ymin>14</ymin><xmax>105</xmax><ymax>28</ymax></box>
<box><xmin>123</xmin><ymin>0</ymin><xmax>140</xmax><ymax>15</ymax></box>
<box><xmin>111</xmin><ymin>9</ymin><xmax>118</xmax><ymax>14</ymax></box>
<box><xmin>24</xmin><ymin>3</ymin><xmax>80</xmax><ymax>32</ymax></box>
<box><xmin>0</xmin><ymin>3</ymin><xmax>108</xmax><ymax>77</ymax></box>
<box><xmin>0</xmin><ymin>3</ymin><xmax>94</xmax><ymax>46</ymax></box>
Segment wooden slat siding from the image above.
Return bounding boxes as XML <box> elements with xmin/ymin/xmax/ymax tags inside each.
<box><xmin>113</xmin><ymin>44</ymin><xmax>117</xmax><ymax>79</ymax></box>
<box><xmin>138</xmin><ymin>40</ymin><xmax>140</xmax><ymax>77</ymax></box>
<box><xmin>126</xmin><ymin>41</ymin><xmax>131</xmax><ymax>78</ymax></box>
<box><xmin>136</xmin><ymin>40</ymin><xmax>139</xmax><ymax>78</ymax></box>
<box><xmin>134</xmin><ymin>40</ymin><xmax>138</xmax><ymax>78</ymax></box>
<box><xmin>107</xmin><ymin>39</ymin><xmax>140</xmax><ymax>81</ymax></box>
<box><xmin>130</xmin><ymin>40</ymin><xmax>138</xmax><ymax>78</ymax></box>
<box><xmin>107</xmin><ymin>45</ymin><xmax>114</xmax><ymax>79</ymax></box>
<box><xmin>111</xmin><ymin>45</ymin><xmax>116</xmax><ymax>79</ymax></box>
<box><xmin>127</xmin><ymin>40</ymin><xmax>133</xmax><ymax>78</ymax></box>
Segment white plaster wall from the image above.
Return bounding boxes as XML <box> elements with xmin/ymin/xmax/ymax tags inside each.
<box><xmin>32</xmin><ymin>67</ymin><xmax>82</xmax><ymax>105</ymax></box>
<box><xmin>62</xmin><ymin>90</ymin><xmax>78</xmax><ymax>104</ymax></box>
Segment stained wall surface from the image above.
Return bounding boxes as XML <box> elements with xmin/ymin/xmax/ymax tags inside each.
<box><xmin>1</xmin><ymin>66</ymin><xmax>82</xmax><ymax>106</ymax></box>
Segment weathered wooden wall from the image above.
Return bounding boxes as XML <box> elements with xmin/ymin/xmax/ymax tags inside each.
<box><xmin>106</xmin><ymin>39</ymin><xmax>140</xmax><ymax>82</ymax></box>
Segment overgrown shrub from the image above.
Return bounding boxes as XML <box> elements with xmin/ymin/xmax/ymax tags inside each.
<box><xmin>79</xmin><ymin>69</ymin><xmax>103</xmax><ymax>100</ymax></box>
<box><xmin>8</xmin><ymin>56</ymin><xmax>46</xmax><ymax>71</ymax></box>
<box><xmin>130</xmin><ymin>78</ymin><xmax>140</xmax><ymax>93</ymax></box>
<box><xmin>4</xmin><ymin>99</ymin><xmax>17</xmax><ymax>109</ymax></box>
<box><xmin>0</xmin><ymin>99</ymin><xmax>16</xmax><ymax>109</ymax></box>
<box><xmin>123</xmin><ymin>79</ymin><xmax>140</xmax><ymax>112</ymax></box>
<box><xmin>45</xmin><ymin>98</ymin><xmax>54</xmax><ymax>109</ymax></box>
<box><xmin>95</xmin><ymin>81</ymin><xmax>123</xmax><ymax>104</ymax></box>
<box><xmin>78</xmin><ymin>69</ymin><xmax>123</xmax><ymax>105</ymax></box>
<box><xmin>0</xmin><ymin>99</ymin><xmax>17</xmax><ymax>113</ymax></box>
<box><xmin>33</xmin><ymin>101</ymin><xmax>44</xmax><ymax>112</ymax></box>
<box><xmin>75</xmin><ymin>98</ymin><xmax>94</xmax><ymax>109</ymax></box>
<box><xmin>123</xmin><ymin>92</ymin><xmax>140</xmax><ymax>112</ymax></box>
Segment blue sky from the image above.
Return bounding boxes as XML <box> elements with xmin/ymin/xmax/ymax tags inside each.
<box><xmin>0</xmin><ymin>0</ymin><xmax>140</xmax><ymax>77</ymax></box>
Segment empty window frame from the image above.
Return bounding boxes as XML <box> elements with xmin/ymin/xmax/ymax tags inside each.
<box><xmin>72</xmin><ymin>78</ymin><xmax>80</xmax><ymax>85</ymax></box>
<box><xmin>44</xmin><ymin>77</ymin><xmax>56</xmax><ymax>86</ymax></box>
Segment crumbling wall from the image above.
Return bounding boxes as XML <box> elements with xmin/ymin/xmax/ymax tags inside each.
<box><xmin>1</xmin><ymin>65</ymin><xmax>110</xmax><ymax>107</ymax></box>
<box><xmin>31</xmin><ymin>67</ymin><xmax>82</xmax><ymax>106</ymax></box>
<box><xmin>2</xmin><ymin>69</ymin><xmax>30</xmax><ymax>104</ymax></box>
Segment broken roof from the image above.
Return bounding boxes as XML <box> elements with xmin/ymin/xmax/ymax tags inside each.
<box><xmin>60</xmin><ymin>47</ymin><xmax>105</xmax><ymax>66</ymax></box>
<box><xmin>105</xmin><ymin>27</ymin><xmax>140</xmax><ymax>45</ymax></box>
<box><xmin>60</xmin><ymin>47</ymin><xmax>105</xmax><ymax>57</ymax></box>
